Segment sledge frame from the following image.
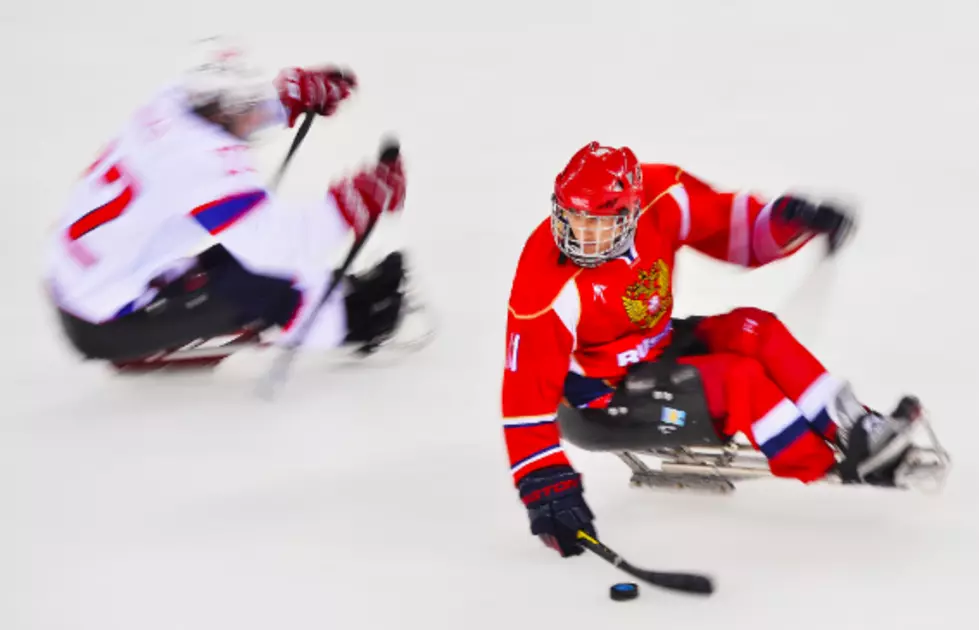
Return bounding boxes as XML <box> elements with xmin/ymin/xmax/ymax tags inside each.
<box><xmin>109</xmin><ymin>268</ymin><xmax>438</xmax><ymax>372</ymax></box>
<box><xmin>557</xmin><ymin>403</ymin><xmax>953</xmax><ymax>495</ymax></box>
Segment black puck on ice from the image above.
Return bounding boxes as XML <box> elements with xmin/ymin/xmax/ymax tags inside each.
<box><xmin>610</xmin><ymin>582</ymin><xmax>639</xmax><ymax>601</ymax></box>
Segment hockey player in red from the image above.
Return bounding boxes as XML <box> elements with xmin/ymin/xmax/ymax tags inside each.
<box><xmin>502</xmin><ymin>141</ymin><xmax>926</xmax><ymax>558</ymax></box>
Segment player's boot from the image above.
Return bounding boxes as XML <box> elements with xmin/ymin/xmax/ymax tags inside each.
<box><xmin>341</xmin><ymin>251</ymin><xmax>407</xmax><ymax>355</ymax></box>
<box><xmin>830</xmin><ymin>384</ymin><xmax>920</xmax><ymax>486</ymax></box>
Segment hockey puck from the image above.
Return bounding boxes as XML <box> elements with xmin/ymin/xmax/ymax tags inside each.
<box><xmin>609</xmin><ymin>582</ymin><xmax>639</xmax><ymax>601</ymax></box>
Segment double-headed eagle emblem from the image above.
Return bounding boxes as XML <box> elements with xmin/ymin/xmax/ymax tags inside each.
<box><xmin>622</xmin><ymin>259</ymin><xmax>672</xmax><ymax>329</ymax></box>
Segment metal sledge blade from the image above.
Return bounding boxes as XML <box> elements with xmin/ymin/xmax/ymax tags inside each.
<box><xmin>614</xmin><ymin>411</ymin><xmax>952</xmax><ymax>495</ymax></box>
<box><xmin>894</xmin><ymin>447</ymin><xmax>952</xmax><ymax>494</ymax></box>
<box><xmin>893</xmin><ymin>413</ymin><xmax>952</xmax><ymax>493</ymax></box>
<box><xmin>617</xmin><ymin>451</ymin><xmax>736</xmax><ymax>493</ymax></box>
<box><xmin>628</xmin><ymin>470</ymin><xmax>737</xmax><ymax>494</ymax></box>
<box><xmin>111</xmin><ymin>329</ymin><xmax>269</xmax><ymax>373</ymax></box>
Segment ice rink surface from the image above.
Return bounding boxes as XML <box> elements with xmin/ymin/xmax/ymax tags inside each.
<box><xmin>2</xmin><ymin>1</ymin><xmax>978</xmax><ymax>628</ymax></box>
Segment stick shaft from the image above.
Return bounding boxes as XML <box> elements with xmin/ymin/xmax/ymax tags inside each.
<box><xmin>260</xmin><ymin>141</ymin><xmax>399</xmax><ymax>395</ymax></box>
<box><xmin>270</xmin><ymin>112</ymin><xmax>315</xmax><ymax>190</ymax></box>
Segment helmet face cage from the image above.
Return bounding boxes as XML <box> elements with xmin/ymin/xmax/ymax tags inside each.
<box><xmin>551</xmin><ymin>196</ymin><xmax>639</xmax><ymax>267</ymax></box>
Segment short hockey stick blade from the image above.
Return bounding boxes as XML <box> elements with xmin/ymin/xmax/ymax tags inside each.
<box><xmin>576</xmin><ymin>530</ymin><xmax>714</xmax><ymax>595</ymax></box>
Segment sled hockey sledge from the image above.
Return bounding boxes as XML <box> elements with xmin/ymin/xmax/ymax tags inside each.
<box><xmin>555</xmin><ymin>397</ymin><xmax>952</xmax><ymax>495</ymax></box>
<box><xmin>57</xmin><ymin>256</ymin><xmax>437</xmax><ymax>374</ymax></box>
<box><xmin>113</xmin><ymin>294</ymin><xmax>435</xmax><ymax>373</ymax></box>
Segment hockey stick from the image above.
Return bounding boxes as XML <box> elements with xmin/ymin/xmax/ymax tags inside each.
<box><xmin>576</xmin><ymin>530</ymin><xmax>715</xmax><ymax>595</ymax></box>
<box><xmin>258</xmin><ymin>140</ymin><xmax>400</xmax><ymax>397</ymax></box>
<box><xmin>269</xmin><ymin>111</ymin><xmax>316</xmax><ymax>191</ymax></box>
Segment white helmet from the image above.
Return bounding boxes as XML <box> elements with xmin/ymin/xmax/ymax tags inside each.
<box><xmin>182</xmin><ymin>36</ymin><xmax>273</xmax><ymax>114</ymax></box>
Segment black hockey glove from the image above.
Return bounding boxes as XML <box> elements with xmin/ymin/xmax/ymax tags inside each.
<box><xmin>772</xmin><ymin>195</ymin><xmax>856</xmax><ymax>254</ymax></box>
<box><xmin>518</xmin><ymin>465</ymin><xmax>596</xmax><ymax>558</ymax></box>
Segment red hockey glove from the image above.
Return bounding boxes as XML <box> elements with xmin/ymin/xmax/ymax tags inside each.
<box><xmin>328</xmin><ymin>155</ymin><xmax>406</xmax><ymax>239</ymax></box>
<box><xmin>275</xmin><ymin>66</ymin><xmax>357</xmax><ymax>128</ymax></box>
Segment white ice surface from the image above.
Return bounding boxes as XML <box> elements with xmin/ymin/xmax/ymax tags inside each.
<box><xmin>2</xmin><ymin>1</ymin><xmax>978</xmax><ymax>628</ymax></box>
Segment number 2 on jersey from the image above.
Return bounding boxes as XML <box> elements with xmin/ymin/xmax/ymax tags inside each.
<box><xmin>67</xmin><ymin>147</ymin><xmax>140</xmax><ymax>241</ymax></box>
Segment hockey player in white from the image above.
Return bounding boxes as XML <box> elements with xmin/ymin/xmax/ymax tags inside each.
<box><xmin>45</xmin><ymin>39</ymin><xmax>412</xmax><ymax>369</ymax></box>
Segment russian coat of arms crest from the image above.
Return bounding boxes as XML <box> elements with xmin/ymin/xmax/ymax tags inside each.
<box><xmin>622</xmin><ymin>259</ymin><xmax>672</xmax><ymax>329</ymax></box>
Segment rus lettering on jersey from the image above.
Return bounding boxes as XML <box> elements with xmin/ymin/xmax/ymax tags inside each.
<box><xmin>616</xmin><ymin>323</ymin><xmax>673</xmax><ymax>367</ymax></box>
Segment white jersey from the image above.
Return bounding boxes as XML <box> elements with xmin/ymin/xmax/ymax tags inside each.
<box><xmin>45</xmin><ymin>84</ymin><xmax>351</xmax><ymax>348</ymax></box>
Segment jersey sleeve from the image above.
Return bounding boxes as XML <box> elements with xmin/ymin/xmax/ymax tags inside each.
<box><xmin>501</xmin><ymin>273</ymin><xmax>581</xmax><ymax>487</ymax></box>
<box><xmin>657</xmin><ymin>166</ymin><xmax>815</xmax><ymax>267</ymax></box>
<box><xmin>183</xmin><ymin>148</ymin><xmax>351</xmax><ymax>279</ymax></box>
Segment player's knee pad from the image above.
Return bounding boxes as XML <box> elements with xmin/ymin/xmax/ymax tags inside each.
<box><xmin>343</xmin><ymin>251</ymin><xmax>406</xmax><ymax>344</ymax></box>
<box><xmin>732</xmin><ymin>307</ymin><xmax>783</xmax><ymax>355</ymax></box>
<box><xmin>727</xmin><ymin>306</ymin><xmax>778</xmax><ymax>325</ymax></box>
<box><xmin>702</xmin><ymin>307</ymin><xmax>783</xmax><ymax>357</ymax></box>
<box><xmin>206</xmin><ymin>263</ymin><xmax>301</xmax><ymax>328</ymax></box>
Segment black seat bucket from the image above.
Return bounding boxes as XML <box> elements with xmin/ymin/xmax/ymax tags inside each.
<box><xmin>556</xmin><ymin>363</ymin><xmax>723</xmax><ymax>452</ymax></box>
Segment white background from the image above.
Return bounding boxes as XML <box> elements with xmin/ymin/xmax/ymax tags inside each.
<box><xmin>2</xmin><ymin>1</ymin><xmax>978</xmax><ymax>628</ymax></box>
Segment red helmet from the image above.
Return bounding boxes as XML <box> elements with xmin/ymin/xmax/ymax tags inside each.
<box><xmin>551</xmin><ymin>141</ymin><xmax>643</xmax><ymax>266</ymax></box>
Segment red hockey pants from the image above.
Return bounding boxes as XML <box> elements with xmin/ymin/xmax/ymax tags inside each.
<box><xmin>680</xmin><ymin>307</ymin><xmax>843</xmax><ymax>482</ymax></box>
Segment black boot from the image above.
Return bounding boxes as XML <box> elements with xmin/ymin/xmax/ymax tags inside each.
<box><xmin>342</xmin><ymin>252</ymin><xmax>406</xmax><ymax>355</ymax></box>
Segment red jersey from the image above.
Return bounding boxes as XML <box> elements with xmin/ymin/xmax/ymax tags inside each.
<box><xmin>500</xmin><ymin>163</ymin><xmax>814</xmax><ymax>485</ymax></box>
